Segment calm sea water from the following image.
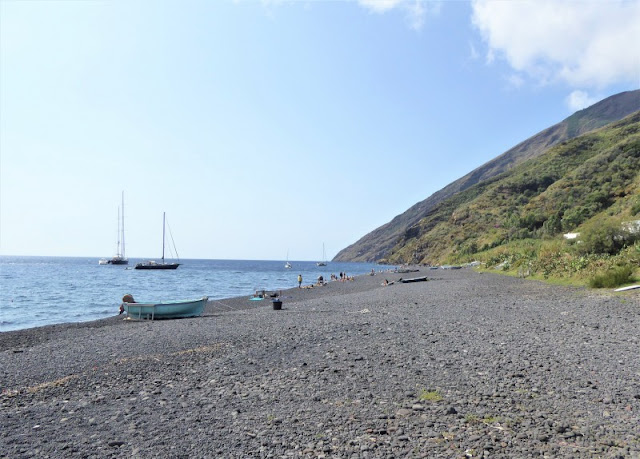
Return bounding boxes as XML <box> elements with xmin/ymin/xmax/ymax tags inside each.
<box><xmin>0</xmin><ymin>256</ymin><xmax>393</xmax><ymax>332</ymax></box>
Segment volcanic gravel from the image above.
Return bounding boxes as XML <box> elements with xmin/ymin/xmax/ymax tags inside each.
<box><xmin>1</xmin><ymin>269</ymin><xmax>639</xmax><ymax>458</ymax></box>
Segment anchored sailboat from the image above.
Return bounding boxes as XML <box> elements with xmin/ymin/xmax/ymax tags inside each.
<box><xmin>316</xmin><ymin>243</ymin><xmax>328</xmax><ymax>266</ymax></box>
<box><xmin>135</xmin><ymin>212</ymin><xmax>180</xmax><ymax>270</ymax></box>
<box><xmin>99</xmin><ymin>192</ymin><xmax>128</xmax><ymax>265</ymax></box>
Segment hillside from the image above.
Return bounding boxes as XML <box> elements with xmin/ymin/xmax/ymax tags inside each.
<box><xmin>334</xmin><ymin>89</ymin><xmax>640</xmax><ymax>262</ymax></box>
<box><xmin>382</xmin><ymin>111</ymin><xmax>640</xmax><ymax>267</ymax></box>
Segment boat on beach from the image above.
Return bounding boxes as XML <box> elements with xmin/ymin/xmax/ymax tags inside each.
<box><xmin>400</xmin><ymin>276</ymin><xmax>429</xmax><ymax>283</ymax></box>
<box><xmin>100</xmin><ymin>192</ymin><xmax>129</xmax><ymax>265</ymax></box>
<box><xmin>135</xmin><ymin>212</ymin><xmax>180</xmax><ymax>270</ymax></box>
<box><xmin>123</xmin><ymin>296</ymin><xmax>208</xmax><ymax>320</ymax></box>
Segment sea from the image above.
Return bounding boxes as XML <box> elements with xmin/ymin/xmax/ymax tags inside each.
<box><xmin>0</xmin><ymin>256</ymin><xmax>394</xmax><ymax>333</ymax></box>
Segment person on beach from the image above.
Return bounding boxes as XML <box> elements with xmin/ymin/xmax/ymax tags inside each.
<box><xmin>298</xmin><ymin>274</ymin><xmax>302</xmax><ymax>288</ymax></box>
<box><xmin>119</xmin><ymin>293</ymin><xmax>135</xmax><ymax>314</ymax></box>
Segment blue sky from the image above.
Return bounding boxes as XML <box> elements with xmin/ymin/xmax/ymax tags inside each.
<box><xmin>1</xmin><ymin>0</ymin><xmax>638</xmax><ymax>261</ymax></box>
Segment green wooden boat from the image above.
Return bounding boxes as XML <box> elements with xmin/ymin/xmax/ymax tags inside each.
<box><xmin>124</xmin><ymin>297</ymin><xmax>208</xmax><ymax>320</ymax></box>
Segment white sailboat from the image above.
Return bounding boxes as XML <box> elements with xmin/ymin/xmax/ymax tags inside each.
<box><xmin>285</xmin><ymin>250</ymin><xmax>292</xmax><ymax>269</ymax></box>
<box><xmin>99</xmin><ymin>192</ymin><xmax>128</xmax><ymax>265</ymax></box>
<box><xmin>316</xmin><ymin>243</ymin><xmax>328</xmax><ymax>266</ymax></box>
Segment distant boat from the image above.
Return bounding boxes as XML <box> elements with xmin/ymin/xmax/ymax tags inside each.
<box><xmin>100</xmin><ymin>191</ymin><xmax>128</xmax><ymax>265</ymax></box>
<box><xmin>316</xmin><ymin>243</ymin><xmax>328</xmax><ymax>266</ymax></box>
<box><xmin>285</xmin><ymin>250</ymin><xmax>292</xmax><ymax>269</ymax></box>
<box><xmin>123</xmin><ymin>297</ymin><xmax>208</xmax><ymax>320</ymax></box>
<box><xmin>135</xmin><ymin>212</ymin><xmax>180</xmax><ymax>270</ymax></box>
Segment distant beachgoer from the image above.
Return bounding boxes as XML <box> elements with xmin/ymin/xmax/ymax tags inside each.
<box><xmin>120</xmin><ymin>293</ymin><xmax>135</xmax><ymax>314</ymax></box>
<box><xmin>298</xmin><ymin>274</ymin><xmax>302</xmax><ymax>288</ymax></box>
<box><xmin>318</xmin><ymin>275</ymin><xmax>324</xmax><ymax>285</ymax></box>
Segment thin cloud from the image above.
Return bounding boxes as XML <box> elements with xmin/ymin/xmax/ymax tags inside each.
<box><xmin>468</xmin><ymin>41</ymin><xmax>480</xmax><ymax>61</ymax></box>
<box><xmin>357</xmin><ymin>0</ymin><xmax>439</xmax><ymax>30</ymax></box>
<box><xmin>471</xmin><ymin>0</ymin><xmax>640</xmax><ymax>88</ymax></box>
<box><xmin>505</xmin><ymin>73</ymin><xmax>525</xmax><ymax>90</ymax></box>
<box><xmin>566</xmin><ymin>90</ymin><xmax>599</xmax><ymax>112</ymax></box>
<box><xmin>358</xmin><ymin>0</ymin><xmax>404</xmax><ymax>13</ymax></box>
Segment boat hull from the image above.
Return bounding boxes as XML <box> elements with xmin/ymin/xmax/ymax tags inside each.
<box><xmin>108</xmin><ymin>258</ymin><xmax>129</xmax><ymax>265</ymax></box>
<box><xmin>124</xmin><ymin>297</ymin><xmax>208</xmax><ymax>320</ymax></box>
<box><xmin>400</xmin><ymin>276</ymin><xmax>429</xmax><ymax>283</ymax></box>
<box><xmin>135</xmin><ymin>262</ymin><xmax>180</xmax><ymax>270</ymax></box>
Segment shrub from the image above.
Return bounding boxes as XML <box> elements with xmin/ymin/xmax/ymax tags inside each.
<box><xmin>561</xmin><ymin>206</ymin><xmax>590</xmax><ymax>231</ymax></box>
<box><xmin>578</xmin><ymin>220</ymin><xmax>630</xmax><ymax>255</ymax></box>
<box><xmin>588</xmin><ymin>265</ymin><xmax>634</xmax><ymax>288</ymax></box>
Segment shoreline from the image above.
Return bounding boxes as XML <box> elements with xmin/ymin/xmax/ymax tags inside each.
<box><xmin>2</xmin><ymin>268</ymin><xmax>639</xmax><ymax>457</ymax></box>
<box><xmin>0</xmin><ymin>259</ymin><xmax>397</xmax><ymax>334</ymax></box>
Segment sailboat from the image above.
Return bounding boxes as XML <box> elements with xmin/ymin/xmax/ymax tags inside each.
<box><xmin>285</xmin><ymin>250</ymin><xmax>292</xmax><ymax>269</ymax></box>
<box><xmin>316</xmin><ymin>243</ymin><xmax>328</xmax><ymax>266</ymax></box>
<box><xmin>135</xmin><ymin>212</ymin><xmax>180</xmax><ymax>270</ymax></box>
<box><xmin>99</xmin><ymin>192</ymin><xmax>128</xmax><ymax>265</ymax></box>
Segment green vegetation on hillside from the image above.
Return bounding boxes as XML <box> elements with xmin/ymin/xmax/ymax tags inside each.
<box><xmin>382</xmin><ymin>112</ymin><xmax>640</xmax><ymax>286</ymax></box>
<box><xmin>335</xmin><ymin>90</ymin><xmax>640</xmax><ymax>263</ymax></box>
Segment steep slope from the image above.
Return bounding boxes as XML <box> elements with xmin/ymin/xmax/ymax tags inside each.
<box><xmin>334</xmin><ymin>89</ymin><xmax>640</xmax><ymax>262</ymax></box>
<box><xmin>383</xmin><ymin>111</ymin><xmax>640</xmax><ymax>265</ymax></box>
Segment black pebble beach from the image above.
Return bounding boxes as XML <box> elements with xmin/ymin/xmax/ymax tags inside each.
<box><xmin>1</xmin><ymin>269</ymin><xmax>639</xmax><ymax>458</ymax></box>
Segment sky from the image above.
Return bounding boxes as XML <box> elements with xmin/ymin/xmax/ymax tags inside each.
<box><xmin>1</xmin><ymin>0</ymin><xmax>638</xmax><ymax>261</ymax></box>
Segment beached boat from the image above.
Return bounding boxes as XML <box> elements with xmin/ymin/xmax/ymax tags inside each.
<box><xmin>316</xmin><ymin>243</ymin><xmax>328</xmax><ymax>266</ymax></box>
<box><xmin>135</xmin><ymin>212</ymin><xmax>180</xmax><ymax>270</ymax></box>
<box><xmin>400</xmin><ymin>276</ymin><xmax>429</xmax><ymax>283</ymax></box>
<box><xmin>100</xmin><ymin>192</ymin><xmax>129</xmax><ymax>265</ymax></box>
<box><xmin>123</xmin><ymin>297</ymin><xmax>208</xmax><ymax>320</ymax></box>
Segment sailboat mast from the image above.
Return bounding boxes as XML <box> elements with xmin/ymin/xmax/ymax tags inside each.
<box><xmin>121</xmin><ymin>191</ymin><xmax>125</xmax><ymax>259</ymax></box>
<box><xmin>162</xmin><ymin>212</ymin><xmax>166</xmax><ymax>263</ymax></box>
<box><xmin>116</xmin><ymin>206</ymin><xmax>121</xmax><ymax>257</ymax></box>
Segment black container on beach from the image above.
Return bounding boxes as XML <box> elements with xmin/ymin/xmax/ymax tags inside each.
<box><xmin>272</xmin><ymin>299</ymin><xmax>282</xmax><ymax>310</ymax></box>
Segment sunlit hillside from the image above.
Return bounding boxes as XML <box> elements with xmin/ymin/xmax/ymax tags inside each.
<box><xmin>335</xmin><ymin>90</ymin><xmax>640</xmax><ymax>263</ymax></box>
<box><xmin>382</xmin><ymin>111</ymin><xmax>640</xmax><ymax>284</ymax></box>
